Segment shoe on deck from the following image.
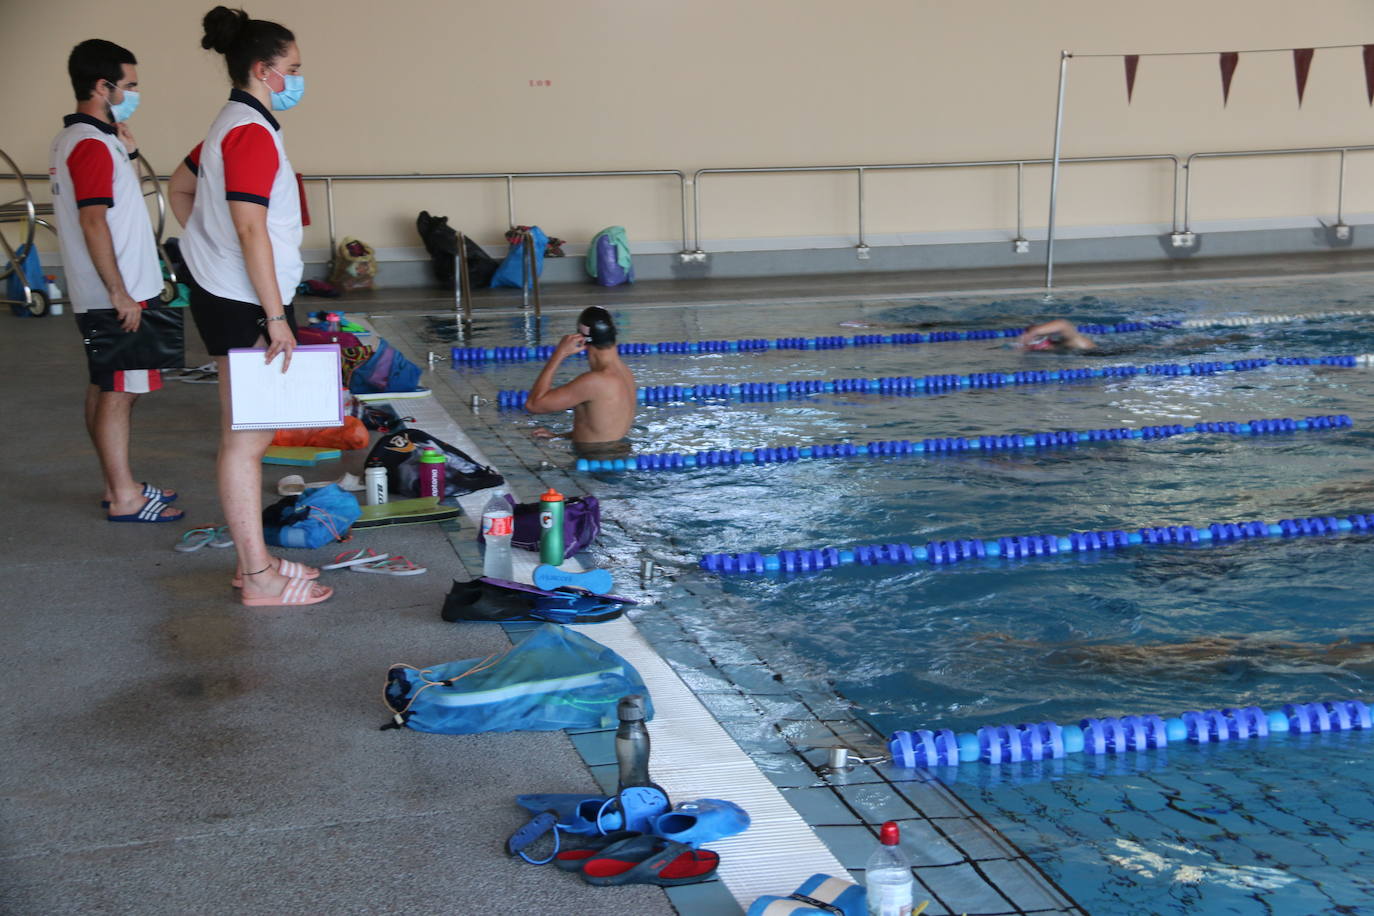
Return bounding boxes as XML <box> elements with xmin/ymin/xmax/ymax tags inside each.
<box><xmin>241</xmin><ymin>577</ymin><xmax>332</xmax><ymax>607</ymax></box>
<box><xmin>108</xmin><ymin>496</ymin><xmax>184</xmax><ymax>523</ymax></box>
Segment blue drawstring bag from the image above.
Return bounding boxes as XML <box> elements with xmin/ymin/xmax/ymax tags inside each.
<box><xmin>383</xmin><ymin>623</ymin><xmax>653</xmax><ymax>734</ymax></box>
<box><xmin>347</xmin><ymin>337</ymin><xmax>423</xmax><ymax>394</ymax></box>
<box><xmin>6</xmin><ymin>244</ymin><xmax>47</xmax><ymax>316</ymax></box>
<box><xmin>587</xmin><ymin>226</ymin><xmax>634</xmax><ymax>287</ymax></box>
<box><xmin>490</xmin><ymin>226</ymin><xmax>548</xmax><ymax>289</ymax></box>
<box><xmin>262</xmin><ymin>483</ymin><xmax>362</xmax><ymax>548</ymax></box>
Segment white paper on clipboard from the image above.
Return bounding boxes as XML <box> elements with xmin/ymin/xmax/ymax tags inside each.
<box><xmin>228</xmin><ymin>345</ymin><xmax>344</xmax><ymax>430</ymax></box>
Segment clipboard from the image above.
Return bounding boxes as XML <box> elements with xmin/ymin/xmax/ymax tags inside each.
<box><xmin>228</xmin><ymin>345</ymin><xmax>344</xmax><ymax>430</ymax></box>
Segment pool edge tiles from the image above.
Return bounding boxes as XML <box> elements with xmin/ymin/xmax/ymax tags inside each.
<box><xmin>375</xmin><ymin>314</ymin><xmax>1088</xmax><ymax>915</ymax></box>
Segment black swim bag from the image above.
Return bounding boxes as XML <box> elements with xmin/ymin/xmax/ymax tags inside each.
<box><xmin>365</xmin><ymin>428</ymin><xmax>503</xmax><ymax>499</ymax></box>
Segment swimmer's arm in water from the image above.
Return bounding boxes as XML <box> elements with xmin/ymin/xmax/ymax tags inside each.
<box><xmin>1018</xmin><ymin>319</ymin><xmax>1096</xmax><ymax>351</ymax></box>
<box><xmin>525</xmin><ymin>333</ymin><xmax>606</xmax><ymax>414</ymax></box>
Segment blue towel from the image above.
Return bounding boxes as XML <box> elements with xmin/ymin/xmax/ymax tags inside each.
<box><xmin>747</xmin><ymin>873</ymin><xmax>867</xmax><ymax>916</ymax></box>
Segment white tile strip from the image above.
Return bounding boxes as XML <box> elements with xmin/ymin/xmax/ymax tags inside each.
<box><xmin>367</xmin><ymin>329</ymin><xmax>850</xmax><ymax>908</ymax></box>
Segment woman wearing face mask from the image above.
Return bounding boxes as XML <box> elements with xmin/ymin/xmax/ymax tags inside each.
<box><xmin>177</xmin><ymin>6</ymin><xmax>329</xmax><ymax>607</ymax></box>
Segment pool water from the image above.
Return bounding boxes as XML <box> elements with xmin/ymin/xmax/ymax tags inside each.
<box><xmin>433</xmin><ymin>275</ymin><xmax>1374</xmax><ymax>914</ymax></box>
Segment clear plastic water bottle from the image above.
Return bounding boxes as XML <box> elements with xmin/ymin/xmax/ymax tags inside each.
<box><xmin>865</xmin><ymin>821</ymin><xmax>914</xmax><ymax>916</ymax></box>
<box><xmin>615</xmin><ymin>694</ymin><xmax>651</xmax><ymax>790</ymax></box>
<box><xmin>481</xmin><ymin>493</ymin><xmax>514</xmax><ymax>581</ymax></box>
<box><xmin>364</xmin><ymin>458</ymin><xmax>387</xmax><ymax>506</ymax></box>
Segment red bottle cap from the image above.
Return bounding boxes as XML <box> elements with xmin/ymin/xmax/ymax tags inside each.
<box><xmin>540</xmin><ymin>488</ymin><xmax>564</xmax><ymax>502</ymax></box>
<box><xmin>879</xmin><ymin>821</ymin><xmax>900</xmax><ymax>845</ymax></box>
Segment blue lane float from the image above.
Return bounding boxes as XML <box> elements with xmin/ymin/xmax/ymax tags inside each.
<box><xmin>454</xmin><ymin>320</ymin><xmax>1179</xmax><ymax>365</ymax></box>
<box><xmin>497</xmin><ymin>354</ymin><xmax>1364</xmax><ymax>409</ymax></box>
<box><xmin>888</xmin><ymin>699</ymin><xmax>1374</xmax><ymax>768</ymax></box>
<box><xmin>697</xmin><ymin>510</ymin><xmax>1374</xmax><ymax>576</ymax></box>
<box><xmin>574</xmin><ymin>414</ymin><xmax>1352</xmax><ymax>473</ymax></box>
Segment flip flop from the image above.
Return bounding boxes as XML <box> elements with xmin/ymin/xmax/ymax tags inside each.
<box><xmin>322</xmin><ymin>548</ymin><xmax>390</xmax><ymax>570</ymax></box>
<box><xmin>174</xmin><ymin>527</ymin><xmax>218</xmax><ymax>552</ymax></box>
<box><xmin>231</xmin><ymin>558</ymin><xmax>320</xmax><ymax>588</ymax></box>
<box><xmin>108</xmin><ymin>496</ymin><xmax>184</xmax><ymax>523</ymax></box>
<box><xmin>208</xmin><ymin>526</ymin><xmax>234</xmax><ymax>548</ymax></box>
<box><xmin>352</xmin><ymin>555</ymin><xmax>427</xmax><ymax>576</ymax></box>
<box><xmin>506</xmin><ymin>810</ymin><xmax>561</xmax><ymax>865</ymax></box>
<box><xmin>595</xmin><ymin>784</ymin><xmax>671</xmax><ymax>835</ymax></box>
<box><xmin>532</xmin><ymin>564</ymin><xmax>614</xmax><ymax>596</ymax></box>
<box><xmin>102</xmin><ymin>482</ymin><xmax>178</xmax><ymax>509</ymax></box>
<box><xmin>579</xmin><ymin>835</ymin><xmax>719</xmax><ymax>887</ymax></box>
<box><xmin>276</xmin><ymin>474</ymin><xmax>307</xmax><ymax>496</ymax></box>
<box><xmin>240</xmin><ymin>577</ymin><xmax>332</xmax><ymax>608</ymax></box>
<box><xmin>553</xmin><ymin>831</ymin><xmax>642</xmax><ymax>872</ymax></box>
<box><xmin>651</xmin><ymin>799</ymin><xmax>751</xmax><ymax>847</ymax></box>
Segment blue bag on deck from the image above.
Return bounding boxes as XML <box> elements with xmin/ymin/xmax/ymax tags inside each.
<box><xmin>6</xmin><ymin>244</ymin><xmax>47</xmax><ymax>316</ymax></box>
<box><xmin>347</xmin><ymin>337</ymin><xmax>423</xmax><ymax>394</ymax></box>
<box><xmin>489</xmin><ymin>225</ymin><xmax>548</xmax><ymax>289</ymax></box>
<box><xmin>262</xmin><ymin>483</ymin><xmax>362</xmax><ymax>548</ymax></box>
<box><xmin>383</xmin><ymin>623</ymin><xmax>653</xmax><ymax>734</ymax></box>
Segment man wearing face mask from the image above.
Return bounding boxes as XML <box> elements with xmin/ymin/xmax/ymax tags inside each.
<box><xmin>50</xmin><ymin>39</ymin><xmax>183</xmax><ymax>523</ymax></box>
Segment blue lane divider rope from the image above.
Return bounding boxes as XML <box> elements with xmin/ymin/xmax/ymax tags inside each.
<box><xmin>498</xmin><ymin>354</ymin><xmax>1368</xmax><ymax>409</ymax></box>
<box><xmin>575</xmin><ymin>414</ymin><xmax>1352</xmax><ymax>473</ymax></box>
<box><xmin>889</xmin><ymin>699</ymin><xmax>1373</xmax><ymax>768</ymax></box>
<box><xmin>698</xmin><ymin>509</ymin><xmax>1374</xmax><ymax>575</ymax></box>
<box><xmin>455</xmin><ymin>320</ymin><xmax>1178</xmax><ymax>365</ymax></box>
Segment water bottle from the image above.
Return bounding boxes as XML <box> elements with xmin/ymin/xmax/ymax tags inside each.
<box><xmin>481</xmin><ymin>493</ymin><xmax>514</xmax><ymax>581</ymax></box>
<box><xmin>615</xmin><ymin>695</ymin><xmax>651</xmax><ymax>790</ymax></box>
<box><xmin>364</xmin><ymin>458</ymin><xmax>387</xmax><ymax>506</ymax></box>
<box><xmin>45</xmin><ymin>275</ymin><xmax>64</xmax><ymax>316</ymax></box>
<box><xmin>865</xmin><ymin>821</ymin><xmax>914</xmax><ymax>916</ymax></box>
<box><xmin>538</xmin><ymin>487</ymin><xmax>566</xmax><ymax>565</ymax></box>
<box><xmin>418</xmin><ymin>447</ymin><xmax>446</xmax><ymax>499</ymax></box>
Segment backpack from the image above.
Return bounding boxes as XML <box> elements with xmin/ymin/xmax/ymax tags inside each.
<box><xmin>490</xmin><ymin>226</ymin><xmax>548</xmax><ymax>289</ymax></box>
<box><xmin>329</xmin><ymin>237</ymin><xmax>377</xmax><ymax>291</ymax></box>
<box><xmin>416</xmin><ymin>211</ymin><xmax>499</xmax><ymax>290</ymax></box>
<box><xmin>262</xmin><ymin>483</ymin><xmax>362</xmax><ymax>548</ymax></box>
<box><xmin>477</xmin><ymin>493</ymin><xmax>601</xmax><ymax>559</ymax></box>
<box><xmin>347</xmin><ymin>338</ymin><xmax>423</xmax><ymax>395</ymax></box>
<box><xmin>587</xmin><ymin>226</ymin><xmax>634</xmax><ymax>287</ymax></box>
<box><xmin>383</xmin><ymin>623</ymin><xmax>653</xmax><ymax>734</ymax></box>
<box><xmin>365</xmin><ymin>428</ymin><xmax>504</xmax><ymax>498</ymax></box>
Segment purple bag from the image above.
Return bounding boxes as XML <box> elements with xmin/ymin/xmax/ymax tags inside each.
<box><xmin>479</xmin><ymin>493</ymin><xmax>601</xmax><ymax>559</ymax></box>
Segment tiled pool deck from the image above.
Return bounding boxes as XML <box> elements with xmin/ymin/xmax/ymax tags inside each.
<box><xmin>374</xmin><ymin>310</ymin><xmax>1086</xmax><ymax>915</ymax></box>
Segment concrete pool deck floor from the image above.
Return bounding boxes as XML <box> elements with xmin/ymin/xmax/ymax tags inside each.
<box><xmin>4</xmin><ymin>251</ymin><xmax>1368</xmax><ymax>914</ymax></box>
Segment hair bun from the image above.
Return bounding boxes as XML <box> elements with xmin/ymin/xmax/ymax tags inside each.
<box><xmin>201</xmin><ymin>6</ymin><xmax>249</xmax><ymax>53</ymax></box>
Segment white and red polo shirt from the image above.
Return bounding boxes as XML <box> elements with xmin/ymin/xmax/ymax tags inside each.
<box><xmin>48</xmin><ymin>113</ymin><xmax>162</xmax><ymax>314</ymax></box>
<box><xmin>181</xmin><ymin>89</ymin><xmax>302</xmax><ymax>306</ymax></box>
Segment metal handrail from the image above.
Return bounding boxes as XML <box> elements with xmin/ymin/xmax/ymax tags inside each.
<box><xmin>521</xmin><ymin>229</ymin><xmax>542</xmax><ymax>320</ymax></box>
<box><xmin>454</xmin><ymin>230</ymin><xmax>473</xmax><ymax>335</ymax></box>
<box><xmin>692</xmin><ymin>154</ymin><xmax>1181</xmax><ymax>254</ymax></box>
<box><xmin>306</xmin><ymin>169</ymin><xmax>690</xmax><ymax>257</ymax></box>
<box><xmin>1183</xmin><ymin>145</ymin><xmax>1374</xmax><ymax>232</ymax></box>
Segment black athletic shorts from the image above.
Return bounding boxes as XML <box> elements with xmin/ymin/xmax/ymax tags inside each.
<box><xmin>188</xmin><ymin>277</ymin><xmax>298</xmax><ymax>357</ymax></box>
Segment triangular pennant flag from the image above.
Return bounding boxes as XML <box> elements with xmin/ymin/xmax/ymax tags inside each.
<box><xmin>1293</xmin><ymin>48</ymin><xmax>1314</xmax><ymax>105</ymax></box>
<box><xmin>1124</xmin><ymin>55</ymin><xmax>1140</xmax><ymax>103</ymax></box>
<box><xmin>1219</xmin><ymin>52</ymin><xmax>1239</xmax><ymax>105</ymax></box>
<box><xmin>1364</xmin><ymin>45</ymin><xmax>1374</xmax><ymax>104</ymax></box>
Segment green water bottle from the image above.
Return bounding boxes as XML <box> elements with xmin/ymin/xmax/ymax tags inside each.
<box><xmin>539</xmin><ymin>487</ymin><xmax>566</xmax><ymax>565</ymax></box>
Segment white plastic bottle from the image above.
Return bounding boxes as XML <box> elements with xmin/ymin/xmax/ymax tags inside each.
<box><xmin>865</xmin><ymin>821</ymin><xmax>914</xmax><ymax>916</ymax></box>
<box><xmin>46</xmin><ymin>275</ymin><xmax>64</xmax><ymax>315</ymax></box>
<box><xmin>481</xmin><ymin>493</ymin><xmax>515</xmax><ymax>581</ymax></box>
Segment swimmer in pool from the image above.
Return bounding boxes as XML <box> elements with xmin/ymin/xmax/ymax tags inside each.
<box><xmin>1016</xmin><ymin>319</ymin><xmax>1096</xmax><ymax>352</ymax></box>
<box><xmin>525</xmin><ymin>306</ymin><xmax>637</xmax><ymax>456</ymax></box>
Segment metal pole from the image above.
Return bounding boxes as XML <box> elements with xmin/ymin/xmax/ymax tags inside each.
<box><xmin>455</xmin><ymin>230</ymin><xmax>472</xmax><ymax>338</ymax></box>
<box><xmin>1045</xmin><ymin>51</ymin><xmax>1071</xmax><ymax>291</ymax></box>
<box><xmin>679</xmin><ymin>174</ymin><xmax>690</xmax><ymax>255</ymax></box>
<box><xmin>856</xmin><ymin>167</ymin><xmax>866</xmax><ymax>249</ymax></box>
<box><xmin>506</xmin><ymin>176</ymin><xmax>515</xmax><ymax>228</ymax></box>
<box><xmin>692</xmin><ymin>172</ymin><xmax>703</xmax><ymax>253</ymax></box>
<box><xmin>1016</xmin><ymin>161</ymin><xmax>1025</xmax><ymax>240</ymax></box>
<box><xmin>325</xmin><ymin>178</ymin><xmax>336</xmax><ymax>261</ymax></box>
<box><xmin>527</xmin><ymin>232</ymin><xmax>541</xmax><ymax>321</ymax></box>
<box><xmin>1182</xmin><ymin>156</ymin><xmax>1194</xmax><ymax>232</ymax></box>
<box><xmin>1337</xmin><ymin>148</ymin><xmax>1347</xmax><ymax>225</ymax></box>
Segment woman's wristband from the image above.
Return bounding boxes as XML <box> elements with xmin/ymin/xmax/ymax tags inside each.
<box><xmin>264</xmin><ymin>315</ymin><xmax>288</xmax><ymax>323</ymax></box>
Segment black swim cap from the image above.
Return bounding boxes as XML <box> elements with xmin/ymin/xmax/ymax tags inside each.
<box><xmin>577</xmin><ymin>307</ymin><xmax>617</xmax><ymax>348</ymax></box>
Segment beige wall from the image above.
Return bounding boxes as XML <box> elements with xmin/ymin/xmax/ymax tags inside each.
<box><xmin>4</xmin><ymin>0</ymin><xmax>1374</xmax><ymax>257</ymax></box>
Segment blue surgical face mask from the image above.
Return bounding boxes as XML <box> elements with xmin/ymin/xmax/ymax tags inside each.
<box><xmin>265</xmin><ymin>67</ymin><xmax>304</xmax><ymax>111</ymax></box>
<box><xmin>106</xmin><ymin>83</ymin><xmax>139</xmax><ymax>122</ymax></box>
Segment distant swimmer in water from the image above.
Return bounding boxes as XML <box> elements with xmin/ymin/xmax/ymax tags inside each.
<box><xmin>975</xmin><ymin>633</ymin><xmax>1374</xmax><ymax>676</ymax></box>
<box><xmin>525</xmin><ymin>307</ymin><xmax>637</xmax><ymax>459</ymax></box>
<box><xmin>1016</xmin><ymin>319</ymin><xmax>1096</xmax><ymax>352</ymax></box>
